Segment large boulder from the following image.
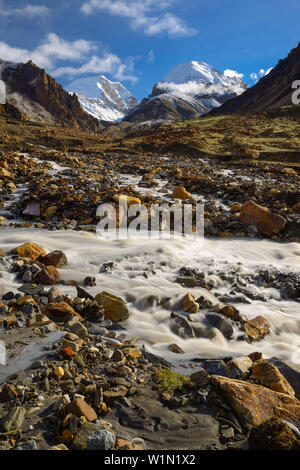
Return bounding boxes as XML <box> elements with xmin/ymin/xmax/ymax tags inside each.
<box><xmin>211</xmin><ymin>375</ymin><xmax>300</xmax><ymax>428</ymax></box>
<box><xmin>95</xmin><ymin>291</ymin><xmax>130</xmax><ymax>322</ymax></box>
<box><xmin>11</xmin><ymin>242</ymin><xmax>46</xmax><ymax>260</ymax></box>
<box><xmin>239</xmin><ymin>200</ymin><xmax>286</xmax><ymax>235</ymax></box>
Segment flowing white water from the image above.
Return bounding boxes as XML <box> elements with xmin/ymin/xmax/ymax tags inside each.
<box><xmin>0</xmin><ymin>228</ymin><xmax>299</xmax><ymax>367</ymax></box>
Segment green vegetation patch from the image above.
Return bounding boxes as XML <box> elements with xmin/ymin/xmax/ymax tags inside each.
<box><xmin>155</xmin><ymin>367</ymin><xmax>189</xmax><ymax>395</ymax></box>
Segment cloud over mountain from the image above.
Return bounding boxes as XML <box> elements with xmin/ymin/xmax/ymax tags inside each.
<box><xmin>0</xmin><ymin>33</ymin><xmax>137</xmax><ymax>83</ymax></box>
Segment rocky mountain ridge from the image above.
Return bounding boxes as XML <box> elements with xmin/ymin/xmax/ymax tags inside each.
<box><xmin>211</xmin><ymin>42</ymin><xmax>300</xmax><ymax>114</ymax></box>
<box><xmin>0</xmin><ymin>60</ymin><xmax>102</xmax><ymax>131</ymax></box>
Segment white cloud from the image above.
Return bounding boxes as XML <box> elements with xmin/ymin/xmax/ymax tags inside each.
<box><xmin>250</xmin><ymin>67</ymin><xmax>273</xmax><ymax>82</ymax></box>
<box><xmin>80</xmin><ymin>0</ymin><xmax>197</xmax><ymax>38</ymax></box>
<box><xmin>0</xmin><ymin>2</ymin><xmax>51</xmax><ymax>19</ymax></box>
<box><xmin>224</xmin><ymin>69</ymin><xmax>244</xmax><ymax>80</ymax></box>
<box><xmin>157</xmin><ymin>80</ymin><xmax>246</xmax><ymax>98</ymax></box>
<box><xmin>54</xmin><ymin>52</ymin><xmax>138</xmax><ymax>83</ymax></box>
<box><xmin>0</xmin><ymin>33</ymin><xmax>138</xmax><ymax>83</ymax></box>
<box><xmin>0</xmin><ymin>33</ymin><xmax>96</xmax><ymax>69</ymax></box>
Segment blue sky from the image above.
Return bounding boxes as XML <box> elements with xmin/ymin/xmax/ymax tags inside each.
<box><xmin>0</xmin><ymin>0</ymin><xmax>299</xmax><ymax>100</ymax></box>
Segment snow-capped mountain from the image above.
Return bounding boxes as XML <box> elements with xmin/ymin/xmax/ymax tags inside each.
<box><xmin>160</xmin><ymin>61</ymin><xmax>247</xmax><ymax>106</ymax></box>
<box><xmin>125</xmin><ymin>61</ymin><xmax>247</xmax><ymax>123</ymax></box>
<box><xmin>67</xmin><ymin>75</ymin><xmax>139</xmax><ymax>122</ymax></box>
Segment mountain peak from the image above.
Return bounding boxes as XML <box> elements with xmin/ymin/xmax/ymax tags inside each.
<box><xmin>125</xmin><ymin>60</ymin><xmax>247</xmax><ymax>123</ymax></box>
<box><xmin>163</xmin><ymin>60</ymin><xmax>244</xmax><ymax>87</ymax></box>
<box><xmin>0</xmin><ymin>59</ymin><xmax>101</xmax><ymax>130</ymax></box>
<box><xmin>67</xmin><ymin>75</ymin><xmax>139</xmax><ymax>122</ymax></box>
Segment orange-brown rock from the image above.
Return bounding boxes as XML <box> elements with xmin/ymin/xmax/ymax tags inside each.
<box><xmin>43</xmin><ymin>302</ymin><xmax>77</xmax><ymax>321</ymax></box>
<box><xmin>66</xmin><ymin>398</ymin><xmax>97</xmax><ymax>422</ymax></box>
<box><xmin>4</xmin><ymin>315</ymin><xmax>17</xmax><ymax>328</ymax></box>
<box><xmin>116</xmin><ymin>439</ymin><xmax>143</xmax><ymax>451</ymax></box>
<box><xmin>251</xmin><ymin>360</ymin><xmax>295</xmax><ymax>397</ymax></box>
<box><xmin>172</xmin><ymin>186</ymin><xmax>194</xmax><ymax>201</ymax></box>
<box><xmin>239</xmin><ymin>200</ymin><xmax>286</xmax><ymax>235</ymax></box>
<box><xmin>219</xmin><ymin>305</ymin><xmax>240</xmax><ymax>320</ymax></box>
<box><xmin>60</xmin><ymin>347</ymin><xmax>76</xmax><ymax>358</ymax></box>
<box><xmin>211</xmin><ymin>375</ymin><xmax>300</xmax><ymax>428</ymax></box>
<box><xmin>113</xmin><ymin>194</ymin><xmax>141</xmax><ymax>207</ymax></box>
<box><xmin>95</xmin><ymin>291</ymin><xmax>130</xmax><ymax>322</ymax></box>
<box><xmin>0</xmin><ymin>168</ymin><xmax>11</xmax><ymax>178</ymax></box>
<box><xmin>243</xmin><ymin>316</ymin><xmax>270</xmax><ymax>340</ymax></box>
<box><xmin>181</xmin><ymin>293</ymin><xmax>199</xmax><ymax>313</ymax></box>
<box><xmin>11</xmin><ymin>242</ymin><xmax>46</xmax><ymax>260</ymax></box>
<box><xmin>39</xmin><ymin>250</ymin><xmax>68</xmax><ymax>268</ymax></box>
<box><xmin>35</xmin><ymin>266</ymin><xmax>60</xmax><ymax>285</ymax></box>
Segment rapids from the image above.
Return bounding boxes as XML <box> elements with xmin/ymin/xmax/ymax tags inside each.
<box><xmin>0</xmin><ymin>228</ymin><xmax>299</xmax><ymax>367</ymax></box>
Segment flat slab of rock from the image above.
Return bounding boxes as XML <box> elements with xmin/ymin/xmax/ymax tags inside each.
<box><xmin>106</xmin><ymin>377</ymin><xmax>223</xmax><ymax>450</ymax></box>
<box><xmin>11</xmin><ymin>242</ymin><xmax>46</xmax><ymax>260</ymax></box>
<box><xmin>211</xmin><ymin>375</ymin><xmax>300</xmax><ymax>428</ymax></box>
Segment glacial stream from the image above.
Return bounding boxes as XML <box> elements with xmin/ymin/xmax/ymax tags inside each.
<box><xmin>0</xmin><ymin>228</ymin><xmax>299</xmax><ymax>368</ymax></box>
<box><xmin>0</xmin><ymin>155</ymin><xmax>299</xmax><ymax>377</ymax></box>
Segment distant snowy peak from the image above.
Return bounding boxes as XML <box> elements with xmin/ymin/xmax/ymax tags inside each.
<box><xmin>125</xmin><ymin>61</ymin><xmax>247</xmax><ymax>123</ymax></box>
<box><xmin>67</xmin><ymin>75</ymin><xmax>139</xmax><ymax>122</ymax></box>
<box><xmin>159</xmin><ymin>61</ymin><xmax>247</xmax><ymax>100</ymax></box>
<box><xmin>164</xmin><ymin>61</ymin><xmax>221</xmax><ymax>84</ymax></box>
<box><xmin>163</xmin><ymin>61</ymin><xmax>244</xmax><ymax>87</ymax></box>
